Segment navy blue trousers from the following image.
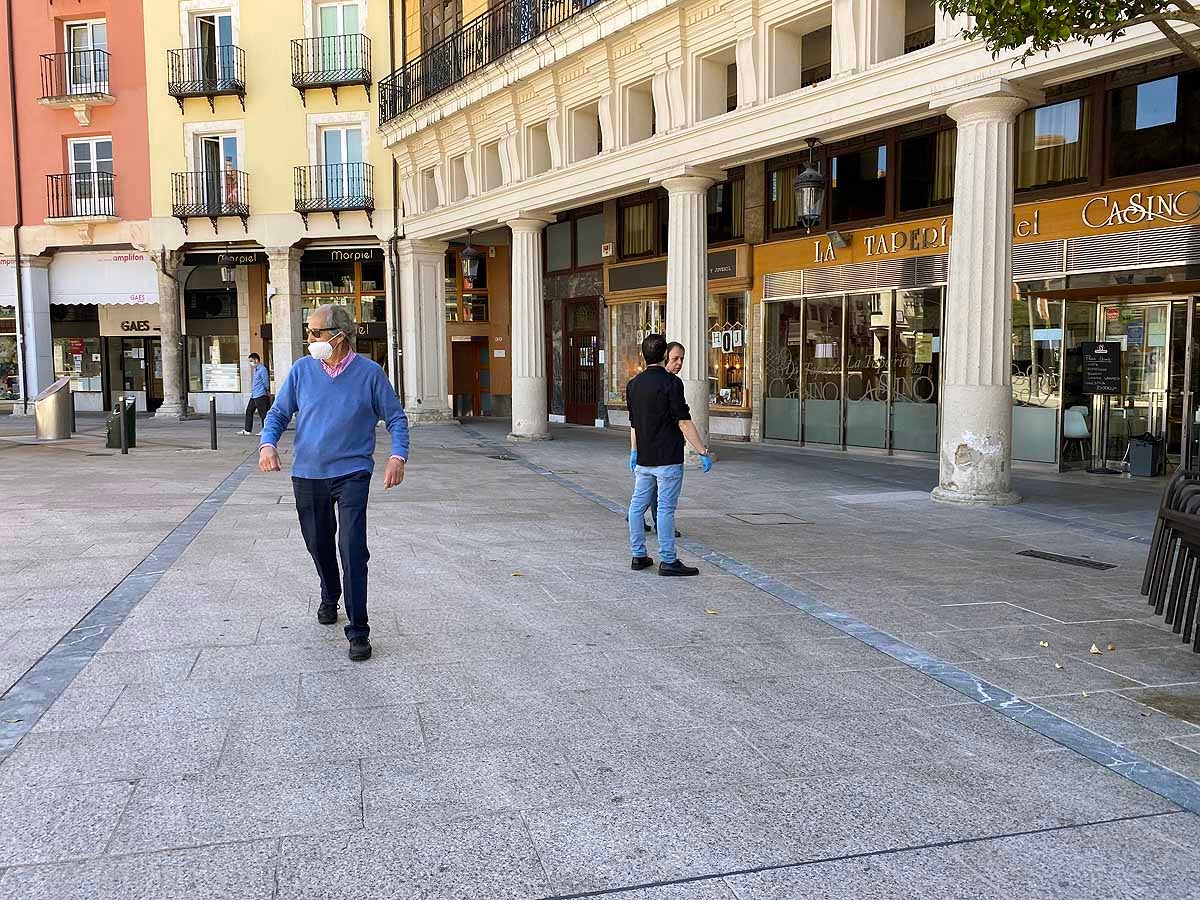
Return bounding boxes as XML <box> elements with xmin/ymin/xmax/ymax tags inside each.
<box><xmin>292</xmin><ymin>471</ymin><xmax>371</xmax><ymax>640</ymax></box>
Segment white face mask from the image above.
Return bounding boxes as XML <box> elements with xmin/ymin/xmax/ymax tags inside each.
<box><xmin>307</xmin><ymin>331</ymin><xmax>341</xmax><ymax>361</ymax></box>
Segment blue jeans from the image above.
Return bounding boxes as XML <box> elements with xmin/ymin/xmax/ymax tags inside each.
<box><xmin>293</xmin><ymin>471</ymin><xmax>371</xmax><ymax>640</ymax></box>
<box><xmin>629</xmin><ymin>464</ymin><xmax>683</xmax><ymax>563</ymax></box>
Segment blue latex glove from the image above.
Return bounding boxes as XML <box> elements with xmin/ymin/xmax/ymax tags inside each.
<box><xmin>629</xmin><ymin>450</ymin><xmax>638</xmax><ymax>473</ymax></box>
<box><xmin>700</xmin><ymin>453</ymin><xmax>713</xmax><ymax>473</ymax></box>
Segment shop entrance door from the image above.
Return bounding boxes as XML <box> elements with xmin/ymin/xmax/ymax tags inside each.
<box><xmin>564</xmin><ymin>298</ymin><xmax>600</xmax><ymax>424</ymax></box>
<box><xmin>146</xmin><ymin>338</ymin><xmax>164</xmax><ymax>412</ymax></box>
<box><xmin>451</xmin><ymin>338</ymin><xmax>488</xmax><ymax>417</ymax></box>
<box><xmin>1097</xmin><ymin>302</ymin><xmax>1172</xmax><ymax>467</ymax></box>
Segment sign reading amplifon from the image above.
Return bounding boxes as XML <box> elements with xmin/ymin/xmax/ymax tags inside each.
<box><xmin>99</xmin><ymin>303</ymin><xmax>162</xmax><ymax>337</ymax></box>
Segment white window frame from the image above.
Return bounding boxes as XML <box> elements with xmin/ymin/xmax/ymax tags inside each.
<box><xmin>64</xmin><ymin>19</ymin><xmax>108</xmax><ymax>94</ymax></box>
<box><xmin>66</xmin><ymin>136</ymin><xmax>114</xmax><ymax>216</ymax></box>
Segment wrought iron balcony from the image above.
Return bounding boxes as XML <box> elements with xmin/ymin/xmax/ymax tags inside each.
<box><xmin>379</xmin><ymin>0</ymin><xmax>603</xmax><ymax>125</ymax></box>
<box><xmin>171</xmin><ymin>169</ymin><xmax>250</xmax><ymax>234</ymax></box>
<box><xmin>38</xmin><ymin>50</ymin><xmax>114</xmax><ymax>124</ymax></box>
<box><xmin>294</xmin><ymin>163</ymin><xmax>374</xmax><ymax>229</ymax></box>
<box><xmin>291</xmin><ymin>35</ymin><xmax>371</xmax><ymax>106</ymax></box>
<box><xmin>46</xmin><ymin>172</ymin><xmax>116</xmax><ymax>221</ymax></box>
<box><xmin>167</xmin><ymin>45</ymin><xmax>246</xmax><ymax>112</ymax></box>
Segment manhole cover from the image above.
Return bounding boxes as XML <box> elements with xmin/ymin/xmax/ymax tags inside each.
<box><xmin>1016</xmin><ymin>549</ymin><xmax>1116</xmax><ymax>570</ymax></box>
<box><xmin>488</xmin><ymin>454</ymin><xmax>518</xmax><ymax>461</ymax></box>
<box><xmin>727</xmin><ymin>513</ymin><xmax>812</xmax><ymax>526</ymax></box>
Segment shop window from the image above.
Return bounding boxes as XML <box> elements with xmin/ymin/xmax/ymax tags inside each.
<box><xmin>830</xmin><ymin>145</ymin><xmax>887</xmax><ymax>224</ymax></box>
<box><xmin>625</xmin><ymin>78</ymin><xmax>655</xmax><ymax>144</ymax></box>
<box><xmin>1011</xmin><ymin>295</ymin><xmax>1063</xmax><ymax>463</ymax></box>
<box><xmin>570</xmin><ymin>101</ymin><xmax>602</xmax><ymax>163</ymax></box>
<box><xmin>892</xmin><ymin>288</ymin><xmax>941</xmax><ymax>452</ymax></box>
<box><xmin>708</xmin><ymin>293</ymin><xmax>748</xmax><ymax>408</ymax></box>
<box><xmin>903</xmin><ymin>0</ymin><xmax>935</xmax><ymax>53</ymax></box>
<box><xmin>444</xmin><ymin>252</ymin><xmax>459</xmax><ymax>323</ymax></box>
<box><xmin>444</xmin><ymin>248</ymin><xmax>489</xmax><ymax>322</ymax></box>
<box><xmin>0</xmin><ymin>306</ymin><xmax>16</xmax><ymax>400</ymax></box>
<box><xmin>576</xmin><ymin>213</ymin><xmax>604</xmax><ymax>267</ymax></box>
<box><xmin>546</xmin><ymin>221</ymin><xmax>572</xmax><ymax>272</ymax></box>
<box><xmin>53</xmin><ymin>336</ymin><xmax>103</xmax><ymax>392</ymax></box>
<box><xmin>1016</xmin><ymin>98</ymin><xmax>1090</xmax><ymax>191</ymax></box>
<box><xmin>480</xmin><ymin>140</ymin><xmax>502</xmax><ymax>192</ymax></box>
<box><xmin>770</xmin><ymin>16</ymin><xmax>831</xmax><ymax>97</ymax></box>
<box><xmin>187</xmin><ymin>334</ymin><xmax>242</xmax><ymax>393</ymax></box>
<box><xmin>621</xmin><ymin>199</ymin><xmax>656</xmax><ymax>258</ymax></box>
<box><xmin>299</xmin><ymin>254</ymin><xmax>387</xmax><ymax>336</ymax></box>
<box><xmin>707</xmin><ymin>177</ymin><xmax>745</xmax><ymax>243</ymax></box>
<box><xmin>606</xmin><ymin>299</ymin><xmax>665</xmax><ymax>405</ymax></box>
<box><xmin>697</xmin><ymin>46</ymin><xmax>737</xmax><ymax>122</ymax></box>
<box><xmin>185</xmin><ymin>291</ymin><xmax>238</xmax><ymax>318</ymax></box>
<box><xmin>898</xmin><ymin>128</ymin><xmax>955</xmax><ymax>211</ymax></box>
<box><xmin>768</xmin><ymin>161</ymin><xmax>804</xmax><ymax>233</ymax></box>
<box><xmin>526</xmin><ymin>122</ymin><xmax>551</xmax><ymax>177</ymax></box>
<box><xmin>1107</xmin><ymin>71</ymin><xmax>1200</xmax><ymax>178</ymax></box>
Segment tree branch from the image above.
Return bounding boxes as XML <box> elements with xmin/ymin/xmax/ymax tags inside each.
<box><xmin>1151</xmin><ymin>16</ymin><xmax>1200</xmax><ymax>67</ymax></box>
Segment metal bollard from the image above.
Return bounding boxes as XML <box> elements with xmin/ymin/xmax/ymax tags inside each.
<box><xmin>118</xmin><ymin>396</ymin><xmax>128</xmax><ymax>455</ymax></box>
<box><xmin>209</xmin><ymin>395</ymin><xmax>217</xmax><ymax>450</ymax></box>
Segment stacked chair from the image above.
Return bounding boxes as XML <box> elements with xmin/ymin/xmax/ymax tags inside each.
<box><xmin>1141</xmin><ymin>468</ymin><xmax>1200</xmax><ymax>652</ymax></box>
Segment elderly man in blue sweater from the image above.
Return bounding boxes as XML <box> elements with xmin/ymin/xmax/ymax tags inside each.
<box><xmin>258</xmin><ymin>303</ymin><xmax>410</xmax><ymax>661</ymax></box>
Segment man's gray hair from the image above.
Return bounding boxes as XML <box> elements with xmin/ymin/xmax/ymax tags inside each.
<box><xmin>315</xmin><ymin>303</ymin><xmax>355</xmax><ymax>342</ymax></box>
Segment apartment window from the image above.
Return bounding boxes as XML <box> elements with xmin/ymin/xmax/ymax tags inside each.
<box><xmin>767</xmin><ymin>160</ymin><xmax>809</xmax><ymax>234</ymax></box>
<box><xmin>801</xmin><ymin>27</ymin><xmax>832</xmax><ymax>88</ymax></box>
<box><xmin>1107</xmin><ymin>70</ymin><xmax>1200</xmax><ymax>178</ymax></box>
<box><xmin>65</xmin><ymin>19</ymin><xmax>108</xmax><ymax>93</ymax></box>
<box><xmin>545</xmin><ymin>210</ymin><xmax>605</xmax><ymax>272</ymax></box>
<box><xmin>570</xmin><ymin>102</ymin><xmax>602</xmax><ymax>163</ymax></box>
<box><xmin>903</xmin><ymin>0</ymin><xmax>935</xmax><ymax>53</ymax></box>
<box><xmin>898</xmin><ymin>128</ymin><xmax>955</xmax><ymax>212</ymax></box>
<box><xmin>697</xmin><ymin>46</ymin><xmax>737</xmax><ymax>121</ymax></box>
<box><xmin>320</xmin><ymin>126</ymin><xmax>364</xmax><ymax>203</ymax></box>
<box><xmin>1016</xmin><ymin>98</ymin><xmax>1090</xmax><ymax>191</ymax></box>
<box><xmin>546</xmin><ymin>221</ymin><xmax>572</xmax><ymax>271</ymax></box>
<box><xmin>527</xmin><ymin>122</ymin><xmax>551</xmax><ymax>177</ymax></box>
<box><xmin>707</xmin><ymin>175</ymin><xmax>745</xmax><ymax>243</ymax></box>
<box><xmin>421</xmin><ymin>166</ymin><xmax>438</xmax><ymax>210</ymax></box>
<box><xmin>726</xmin><ymin>63</ymin><xmax>738</xmax><ymax>113</ymax></box>
<box><xmin>480</xmin><ymin>141</ymin><xmax>502</xmax><ymax>191</ymax></box>
<box><xmin>620</xmin><ymin>197</ymin><xmax>666</xmax><ymax>258</ymax></box>
<box><xmin>830</xmin><ymin>145</ymin><xmax>888</xmax><ymax>224</ymax></box>
<box><xmin>317</xmin><ymin>2</ymin><xmax>363</xmax><ymax>70</ymax></box>
<box><xmin>68</xmin><ymin>136</ymin><xmax>114</xmax><ymax>215</ymax></box>
<box><xmin>769</xmin><ymin>16</ymin><xmax>831</xmax><ymax>97</ymax></box>
<box><xmin>449</xmin><ymin>154</ymin><xmax>468</xmax><ymax>202</ymax></box>
<box><xmin>625</xmin><ymin>79</ymin><xmax>655</xmax><ymax>144</ymax></box>
<box><xmin>421</xmin><ymin>0</ymin><xmax>461</xmax><ymax>51</ymax></box>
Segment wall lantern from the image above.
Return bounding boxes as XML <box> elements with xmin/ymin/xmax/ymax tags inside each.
<box><xmin>793</xmin><ymin>137</ymin><xmax>824</xmax><ymax>232</ymax></box>
<box><xmin>460</xmin><ymin>229</ymin><xmax>484</xmax><ymax>284</ymax></box>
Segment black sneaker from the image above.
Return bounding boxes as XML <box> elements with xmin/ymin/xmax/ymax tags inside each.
<box><xmin>349</xmin><ymin>638</ymin><xmax>372</xmax><ymax>661</ymax></box>
<box><xmin>644</xmin><ymin>521</ymin><xmax>653</xmax><ymax>533</ymax></box>
<box><xmin>631</xmin><ymin>556</ymin><xmax>654</xmax><ymax>571</ymax></box>
<box><xmin>659</xmin><ymin>559</ymin><xmax>699</xmax><ymax>577</ymax></box>
<box><xmin>317</xmin><ymin>601</ymin><xmax>338</xmax><ymax>625</ymax></box>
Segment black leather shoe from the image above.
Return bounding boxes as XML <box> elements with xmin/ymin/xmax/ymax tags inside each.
<box><xmin>349</xmin><ymin>638</ymin><xmax>372</xmax><ymax>661</ymax></box>
<box><xmin>644</xmin><ymin>521</ymin><xmax>653</xmax><ymax>533</ymax></box>
<box><xmin>659</xmin><ymin>559</ymin><xmax>699</xmax><ymax>576</ymax></box>
<box><xmin>631</xmin><ymin>556</ymin><xmax>654</xmax><ymax>571</ymax></box>
<box><xmin>317</xmin><ymin>601</ymin><xmax>338</xmax><ymax>625</ymax></box>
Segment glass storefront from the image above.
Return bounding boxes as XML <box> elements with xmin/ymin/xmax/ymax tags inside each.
<box><xmin>707</xmin><ymin>293</ymin><xmax>749</xmax><ymax>409</ymax></box>
<box><xmin>0</xmin><ymin>306</ymin><xmax>17</xmax><ymax>400</ymax></box>
<box><xmin>187</xmin><ymin>334</ymin><xmax>242</xmax><ymax>392</ymax></box>
<box><xmin>53</xmin><ymin>336</ymin><xmax>103</xmax><ymax>391</ymax></box>
<box><xmin>606</xmin><ymin>299</ymin><xmax>664</xmax><ymax>405</ymax></box>
<box><xmin>1012</xmin><ymin>295</ymin><xmax>1063</xmax><ymax>463</ymax></box>
<box><xmin>300</xmin><ymin>249</ymin><xmax>388</xmax><ymax>366</ymax></box>
<box><xmin>764</xmin><ymin>288</ymin><xmax>944</xmax><ymax>452</ymax></box>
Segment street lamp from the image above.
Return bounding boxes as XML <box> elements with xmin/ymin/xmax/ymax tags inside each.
<box><xmin>793</xmin><ymin>137</ymin><xmax>824</xmax><ymax>232</ymax></box>
<box><xmin>460</xmin><ymin>229</ymin><xmax>483</xmax><ymax>286</ymax></box>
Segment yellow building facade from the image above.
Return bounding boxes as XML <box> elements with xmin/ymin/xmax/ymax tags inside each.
<box><xmin>141</xmin><ymin>1</ymin><xmax>413</xmax><ymax>418</ymax></box>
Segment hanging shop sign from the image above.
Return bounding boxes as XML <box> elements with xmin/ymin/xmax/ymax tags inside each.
<box><xmin>99</xmin><ymin>303</ymin><xmax>162</xmax><ymax>336</ymax></box>
<box><xmin>183</xmin><ymin>251</ymin><xmax>267</xmax><ymax>267</ymax></box>
<box><xmin>303</xmin><ymin>248</ymin><xmax>383</xmax><ymax>265</ymax></box>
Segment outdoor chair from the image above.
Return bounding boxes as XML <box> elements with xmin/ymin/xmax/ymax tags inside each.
<box><xmin>1141</xmin><ymin>468</ymin><xmax>1200</xmax><ymax>651</ymax></box>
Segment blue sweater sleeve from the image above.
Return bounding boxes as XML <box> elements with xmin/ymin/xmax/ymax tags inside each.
<box><xmin>372</xmin><ymin>369</ymin><xmax>410</xmax><ymax>460</ymax></box>
<box><xmin>260</xmin><ymin>365</ymin><xmax>299</xmax><ymax>447</ymax></box>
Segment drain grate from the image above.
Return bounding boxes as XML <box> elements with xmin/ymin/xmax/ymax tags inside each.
<box><xmin>488</xmin><ymin>453</ymin><xmax>519</xmax><ymax>461</ymax></box>
<box><xmin>728</xmin><ymin>513</ymin><xmax>813</xmax><ymax>526</ymax></box>
<box><xmin>1016</xmin><ymin>549</ymin><xmax>1117</xmax><ymax>570</ymax></box>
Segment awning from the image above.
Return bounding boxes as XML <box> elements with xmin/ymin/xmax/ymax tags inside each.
<box><xmin>49</xmin><ymin>251</ymin><xmax>159</xmax><ymax>305</ymax></box>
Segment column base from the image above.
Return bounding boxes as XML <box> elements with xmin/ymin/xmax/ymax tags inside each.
<box><xmin>407</xmin><ymin>407</ymin><xmax>454</xmax><ymax>425</ymax></box>
<box><xmin>153</xmin><ymin>403</ymin><xmax>197</xmax><ymax>420</ymax></box>
<box><xmin>507</xmin><ymin>431</ymin><xmax>552</xmax><ymax>443</ymax></box>
<box><xmin>930</xmin><ymin>486</ymin><xmax>1021</xmax><ymax>507</ymax></box>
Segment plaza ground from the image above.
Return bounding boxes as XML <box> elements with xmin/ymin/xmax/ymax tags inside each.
<box><xmin>0</xmin><ymin>413</ymin><xmax>1198</xmax><ymax>898</ymax></box>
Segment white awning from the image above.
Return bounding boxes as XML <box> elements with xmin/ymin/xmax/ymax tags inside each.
<box><xmin>49</xmin><ymin>251</ymin><xmax>159</xmax><ymax>305</ymax></box>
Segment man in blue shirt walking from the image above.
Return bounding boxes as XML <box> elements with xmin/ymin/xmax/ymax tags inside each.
<box><xmin>237</xmin><ymin>352</ymin><xmax>271</xmax><ymax>436</ymax></box>
<box><xmin>258</xmin><ymin>304</ymin><xmax>410</xmax><ymax>661</ymax></box>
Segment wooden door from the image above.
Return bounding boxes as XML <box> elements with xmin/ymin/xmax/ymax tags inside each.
<box><xmin>564</xmin><ymin>298</ymin><xmax>600</xmax><ymax>424</ymax></box>
<box><xmin>451</xmin><ymin>340</ymin><xmax>482</xmax><ymax>417</ymax></box>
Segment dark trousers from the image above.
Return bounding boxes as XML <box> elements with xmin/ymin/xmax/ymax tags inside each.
<box><xmin>244</xmin><ymin>395</ymin><xmax>270</xmax><ymax>432</ymax></box>
<box><xmin>292</xmin><ymin>471</ymin><xmax>371</xmax><ymax>640</ymax></box>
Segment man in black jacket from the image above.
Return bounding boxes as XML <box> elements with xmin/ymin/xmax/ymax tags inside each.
<box><xmin>626</xmin><ymin>334</ymin><xmax>713</xmax><ymax>576</ymax></box>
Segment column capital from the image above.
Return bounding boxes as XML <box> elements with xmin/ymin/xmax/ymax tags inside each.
<box><xmin>930</xmin><ymin>79</ymin><xmax>1043</xmax><ymax>122</ymax></box>
<box><xmin>507</xmin><ymin>216</ymin><xmax>554</xmax><ymax>234</ymax></box>
<box><xmin>265</xmin><ymin>245</ymin><xmax>302</xmax><ymax>263</ymax></box>
<box><xmin>18</xmin><ymin>254</ymin><xmax>52</xmax><ymax>269</ymax></box>
<box><xmin>661</xmin><ymin>172</ymin><xmax>720</xmax><ymax>196</ymax></box>
<box><xmin>396</xmin><ymin>238</ymin><xmax>449</xmax><ymax>258</ymax></box>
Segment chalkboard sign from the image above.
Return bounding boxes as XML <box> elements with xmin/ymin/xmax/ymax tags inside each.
<box><xmin>1082</xmin><ymin>342</ymin><xmax>1121</xmax><ymax>395</ymax></box>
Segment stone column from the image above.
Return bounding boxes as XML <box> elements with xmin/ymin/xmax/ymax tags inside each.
<box><xmin>18</xmin><ymin>256</ymin><xmax>53</xmax><ymax>407</ymax></box>
<box><xmin>932</xmin><ymin>84</ymin><xmax>1038</xmax><ymax>506</ymax></box>
<box><xmin>508</xmin><ymin>218</ymin><xmax>553</xmax><ymax>441</ymax></box>
<box><xmin>663</xmin><ymin>175</ymin><xmax>715</xmax><ymax>450</ymax></box>
<box><xmin>153</xmin><ymin>249</ymin><xmax>194</xmax><ymax>419</ymax></box>
<box><xmin>395</xmin><ymin>239</ymin><xmax>452</xmax><ymax>423</ymax></box>
<box><xmin>266</xmin><ymin>247</ymin><xmax>303</xmax><ymax>387</ymax></box>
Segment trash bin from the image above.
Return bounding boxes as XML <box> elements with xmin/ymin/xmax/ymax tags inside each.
<box><xmin>34</xmin><ymin>376</ymin><xmax>73</xmax><ymax>440</ymax></box>
<box><xmin>105</xmin><ymin>396</ymin><xmax>137</xmax><ymax>449</ymax></box>
<box><xmin>1128</xmin><ymin>433</ymin><xmax>1165</xmax><ymax>477</ymax></box>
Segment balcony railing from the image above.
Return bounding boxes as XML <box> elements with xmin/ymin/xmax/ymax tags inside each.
<box><xmin>171</xmin><ymin>169</ymin><xmax>250</xmax><ymax>234</ymax></box>
<box><xmin>294</xmin><ymin>162</ymin><xmax>374</xmax><ymax>229</ymax></box>
<box><xmin>40</xmin><ymin>50</ymin><xmax>111</xmax><ymax>100</ymax></box>
<box><xmin>46</xmin><ymin>172</ymin><xmax>116</xmax><ymax>220</ymax></box>
<box><xmin>379</xmin><ymin>0</ymin><xmax>603</xmax><ymax>125</ymax></box>
<box><xmin>167</xmin><ymin>45</ymin><xmax>246</xmax><ymax>112</ymax></box>
<box><xmin>291</xmin><ymin>34</ymin><xmax>371</xmax><ymax>105</ymax></box>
